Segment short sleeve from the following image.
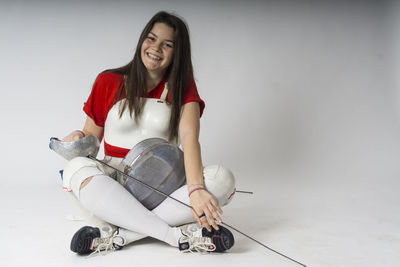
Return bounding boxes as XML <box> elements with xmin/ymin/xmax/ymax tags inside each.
<box><xmin>182</xmin><ymin>76</ymin><xmax>205</xmax><ymax>117</ymax></box>
<box><xmin>83</xmin><ymin>73</ymin><xmax>123</xmax><ymax>127</ymax></box>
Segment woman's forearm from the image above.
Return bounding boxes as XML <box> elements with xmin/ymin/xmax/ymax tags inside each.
<box><xmin>181</xmin><ymin>134</ymin><xmax>204</xmax><ymax>188</ymax></box>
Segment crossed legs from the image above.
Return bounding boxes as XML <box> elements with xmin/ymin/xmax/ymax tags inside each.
<box><xmin>63</xmin><ymin>157</ymin><xmax>236</xmax><ymax>247</ymax></box>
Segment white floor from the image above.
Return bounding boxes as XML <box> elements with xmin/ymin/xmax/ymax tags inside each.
<box><xmin>2</xmin><ymin>165</ymin><xmax>399</xmax><ymax>267</ymax></box>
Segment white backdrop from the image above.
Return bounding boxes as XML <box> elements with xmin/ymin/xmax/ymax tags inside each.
<box><xmin>1</xmin><ymin>0</ymin><xmax>399</xmax><ymax>266</ymax></box>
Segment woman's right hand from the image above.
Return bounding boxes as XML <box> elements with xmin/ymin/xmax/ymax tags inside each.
<box><xmin>62</xmin><ymin>130</ymin><xmax>85</xmax><ymax>142</ymax></box>
<box><xmin>189</xmin><ymin>188</ymin><xmax>223</xmax><ymax>232</ymax></box>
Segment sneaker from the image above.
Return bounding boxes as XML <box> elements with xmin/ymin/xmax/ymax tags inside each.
<box><xmin>70</xmin><ymin>225</ymin><xmax>125</xmax><ymax>255</ymax></box>
<box><xmin>178</xmin><ymin>223</ymin><xmax>234</xmax><ymax>253</ymax></box>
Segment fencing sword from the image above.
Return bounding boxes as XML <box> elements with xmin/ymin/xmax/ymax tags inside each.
<box><xmin>235</xmin><ymin>190</ymin><xmax>253</xmax><ymax>194</ymax></box>
<box><xmin>87</xmin><ymin>155</ymin><xmax>307</xmax><ymax>267</ymax></box>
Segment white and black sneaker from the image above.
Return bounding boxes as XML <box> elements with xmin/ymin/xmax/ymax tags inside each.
<box><xmin>70</xmin><ymin>225</ymin><xmax>125</xmax><ymax>255</ymax></box>
<box><xmin>178</xmin><ymin>223</ymin><xmax>234</xmax><ymax>253</ymax></box>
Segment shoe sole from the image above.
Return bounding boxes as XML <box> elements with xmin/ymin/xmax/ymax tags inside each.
<box><xmin>202</xmin><ymin>225</ymin><xmax>235</xmax><ymax>252</ymax></box>
<box><xmin>70</xmin><ymin>226</ymin><xmax>100</xmax><ymax>255</ymax></box>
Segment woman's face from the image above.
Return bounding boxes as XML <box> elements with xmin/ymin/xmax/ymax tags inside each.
<box><xmin>141</xmin><ymin>22</ymin><xmax>175</xmax><ymax>77</ymax></box>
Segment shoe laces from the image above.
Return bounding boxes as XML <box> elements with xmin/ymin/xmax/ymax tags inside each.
<box><xmin>87</xmin><ymin>236</ymin><xmax>117</xmax><ymax>257</ymax></box>
<box><xmin>185</xmin><ymin>236</ymin><xmax>216</xmax><ymax>253</ymax></box>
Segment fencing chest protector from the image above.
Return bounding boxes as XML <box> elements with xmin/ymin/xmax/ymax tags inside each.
<box><xmin>104</xmin><ymin>84</ymin><xmax>186</xmax><ymax>210</ymax></box>
<box><xmin>104</xmin><ymin>84</ymin><xmax>175</xmax><ymax>151</ymax></box>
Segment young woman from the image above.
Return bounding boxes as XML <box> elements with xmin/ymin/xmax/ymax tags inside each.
<box><xmin>61</xmin><ymin>11</ymin><xmax>236</xmax><ymax>255</ymax></box>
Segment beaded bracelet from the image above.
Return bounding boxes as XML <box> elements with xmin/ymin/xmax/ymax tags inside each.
<box><xmin>188</xmin><ymin>186</ymin><xmax>206</xmax><ymax>197</ymax></box>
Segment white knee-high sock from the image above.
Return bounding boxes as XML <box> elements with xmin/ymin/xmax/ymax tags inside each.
<box><xmin>78</xmin><ymin>174</ymin><xmax>181</xmax><ymax>247</ymax></box>
<box><xmin>116</xmin><ymin>185</ymin><xmax>192</xmax><ymax>246</ymax></box>
<box><xmin>116</xmin><ymin>228</ymin><xmax>145</xmax><ymax>244</ymax></box>
<box><xmin>152</xmin><ymin>185</ymin><xmax>193</xmax><ymax>226</ymax></box>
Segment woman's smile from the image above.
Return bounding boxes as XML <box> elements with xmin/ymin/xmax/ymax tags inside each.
<box><xmin>141</xmin><ymin>22</ymin><xmax>174</xmax><ymax>76</ymax></box>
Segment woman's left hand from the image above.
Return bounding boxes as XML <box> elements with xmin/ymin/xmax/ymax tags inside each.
<box><xmin>189</xmin><ymin>189</ymin><xmax>223</xmax><ymax>232</ymax></box>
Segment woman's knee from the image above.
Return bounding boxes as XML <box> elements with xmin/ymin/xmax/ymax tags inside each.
<box><xmin>63</xmin><ymin>157</ymin><xmax>103</xmax><ymax>198</ymax></box>
<box><xmin>80</xmin><ymin>176</ymin><xmax>94</xmax><ymax>190</ymax></box>
<box><xmin>203</xmin><ymin>165</ymin><xmax>236</xmax><ymax>206</ymax></box>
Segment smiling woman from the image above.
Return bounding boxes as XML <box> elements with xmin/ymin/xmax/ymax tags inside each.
<box><xmin>102</xmin><ymin>12</ymin><xmax>197</xmax><ymax>142</ymax></box>
<box><xmin>55</xmin><ymin>11</ymin><xmax>236</xmax><ymax>256</ymax></box>
<box><xmin>141</xmin><ymin>23</ymin><xmax>175</xmax><ymax>75</ymax></box>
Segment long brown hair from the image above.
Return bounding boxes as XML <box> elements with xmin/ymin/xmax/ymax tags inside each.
<box><xmin>104</xmin><ymin>11</ymin><xmax>194</xmax><ymax>141</ymax></box>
